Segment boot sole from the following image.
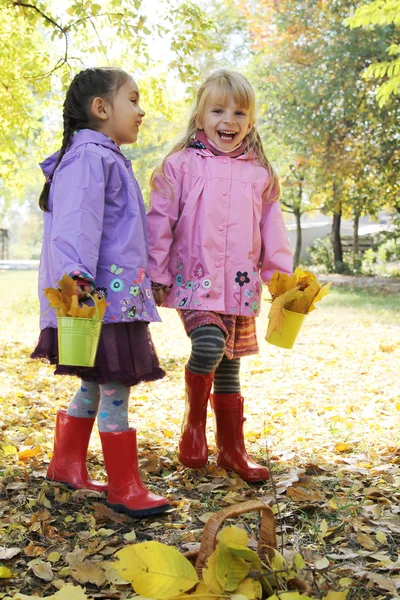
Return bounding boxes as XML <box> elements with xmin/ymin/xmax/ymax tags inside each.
<box><xmin>215</xmin><ymin>464</ymin><xmax>270</xmax><ymax>483</ymax></box>
<box><xmin>46</xmin><ymin>478</ymin><xmax>107</xmax><ymax>492</ymax></box>
<box><xmin>179</xmin><ymin>455</ymin><xmax>208</xmax><ymax>469</ymax></box>
<box><xmin>107</xmin><ymin>502</ymin><xmax>170</xmax><ymax>518</ymax></box>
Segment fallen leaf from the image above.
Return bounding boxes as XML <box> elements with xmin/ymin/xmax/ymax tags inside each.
<box><xmin>71</xmin><ymin>560</ymin><xmax>106</xmax><ymax>586</ymax></box>
<box><xmin>30</xmin><ymin>560</ymin><xmax>53</xmax><ymax>581</ymax></box>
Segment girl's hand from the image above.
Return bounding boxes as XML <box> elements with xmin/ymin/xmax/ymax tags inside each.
<box><xmin>151</xmin><ymin>284</ymin><xmax>171</xmax><ymax>306</ymax></box>
<box><xmin>77</xmin><ymin>284</ymin><xmax>92</xmax><ymax>300</ymax></box>
<box><xmin>152</xmin><ymin>287</ymin><xmax>166</xmax><ymax>306</ymax></box>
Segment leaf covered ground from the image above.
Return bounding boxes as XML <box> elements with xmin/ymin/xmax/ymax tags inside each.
<box><xmin>0</xmin><ymin>271</ymin><xmax>399</xmax><ymax>599</ymax></box>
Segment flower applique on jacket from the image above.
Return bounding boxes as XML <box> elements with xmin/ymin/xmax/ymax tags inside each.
<box><xmin>107</xmin><ymin>264</ymin><xmax>155</xmax><ymax>322</ymax></box>
<box><xmin>171</xmin><ymin>258</ymin><xmax>213</xmax><ymax>309</ymax></box>
<box><xmin>231</xmin><ymin>261</ymin><xmax>261</xmax><ymax>315</ymax></box>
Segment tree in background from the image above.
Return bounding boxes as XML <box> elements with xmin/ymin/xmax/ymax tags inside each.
<box><xmin>0</xmin><ymin>0</ymin><xmax>216</xmax><ymax>212</ymax></box>
<box><xmin>238</xmin><ymin>0</ymin><xmax>400</xmax><ymax>272</ymax></box>
<box><xmin>345</xmin><ymin>0</ymin><xmax>400</xmax><ymax>106</ymax></box>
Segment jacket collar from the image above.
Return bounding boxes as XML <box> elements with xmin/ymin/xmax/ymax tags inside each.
<box><xmin>188</xmin><ymin>146</ymin><xmax>256</xmax><ymax>161</ymax></box>
<box><xmin>69</xmin><ymin>128</ymin><xmax>124</xmax><ymax>155</ymax></box>
<box><xmin>40</xmin><ymin>129</ymin><xmax>126</xmax><ymax>177</ymax></box>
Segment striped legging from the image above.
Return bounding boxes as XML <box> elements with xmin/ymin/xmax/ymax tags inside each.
<box><xmin>186</xmin><ymin>325</ymin><xmax>240</xmax><ymax>394</ymax></box>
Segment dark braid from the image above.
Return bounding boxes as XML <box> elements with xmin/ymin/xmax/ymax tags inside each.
<box><xmin>39</xmin><ymin>67</ymin><xmax>131</xmax><ymax>211</ymax></box>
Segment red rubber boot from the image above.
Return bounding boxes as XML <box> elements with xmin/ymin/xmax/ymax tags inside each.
<box><xmin>178</xmin><ymin>368</ymin><xmax>214</xmax><ymax>468</ymax></box>
<box><xmin>100</xmin><ymin>429</ymin><xmax>170</xmax><ymax>518</ymax></box>
<box><xmin>46</xmin><ymin>410</ymin><xmax>107</xmax><ymax>492</ymax></box>
<box><xmin>211</xmin><ymin>394</ymin><xmax>269</xmax><ymax>483</ymax></box>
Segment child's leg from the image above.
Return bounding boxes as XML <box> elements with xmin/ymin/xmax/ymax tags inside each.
<box><xmin>187</xmin><ymin>325</ymin><xmax>226</xmax><ymax>373</ymax></box>
<box><xmin>213</xmin><ymin>356</ymin><xmax>241</xmax><ymax>394</ymax></box>
<box><xmin>98</xmin><ymin>381</ymin><xmax>169</xmax><ymax>518</ymax></box>
<box><xmin>67</xmin><ymin>381</ymin><xmax>100</xmax><ymax>418</ymax></box>
<box><xmin>179</xmin><ymin>325</ymin><xmax>226</xmax><ymax>468</ymax></box>
<box><xmin>97</xmin><ymin>381</ymin><xmax>130</xmax><ymax>432</ymax></box>
<box><xmin>211</xmin><ymin>356</ymin><xmax>269</xmax><ymax>482</ymax></box>
<box><xmin>47</xmin><ymin>380</ymin><xmax>106</xmax><ymax>491</ymax></box>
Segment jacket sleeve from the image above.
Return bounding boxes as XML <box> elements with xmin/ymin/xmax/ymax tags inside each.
<box><xmin>146</xmin><ymin>159</ymin><xmax>182</xmax><ymax>286</ymax></box>
<box><xmin>259</xmin><ymin>183</ymin><xmax>293</xmax><ymax>283</ymax></box>
<box><xmin>50</xmin><ymin>150</ymin><xmax>107</xmax><ymax>282</ymax></box>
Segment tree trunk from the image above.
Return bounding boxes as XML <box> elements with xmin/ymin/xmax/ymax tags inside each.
<box><xmin>353</xmin><ymin>211</ymin><xmax>360</xmax><ymax>256</ymax></box>
<box><xmin>331</xmin><ymin>211</ymin><xmax>343</xmax><ymax>270</ymax></box>
<box><xmin>293</xmin><ymin>207</ymin><xmax>302</xmax><ymax>270</ymax></box>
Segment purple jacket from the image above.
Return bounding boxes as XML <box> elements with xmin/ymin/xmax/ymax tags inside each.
<box><xmin>38</xmin><ymin>129</ymin><xmax>161</xmax><ymax>329</ymax></box>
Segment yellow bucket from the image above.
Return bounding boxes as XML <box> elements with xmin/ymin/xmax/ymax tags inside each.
<box><xmin>266</xmin><ymin>309</ymin><xmax>306</xmax><ymax>350</ymax></box>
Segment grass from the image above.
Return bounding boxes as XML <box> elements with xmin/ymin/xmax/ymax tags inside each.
<box><xmin>321</xmin><ymin>287</ymin><xmax>400</xmax><ymax>321</ymax></box>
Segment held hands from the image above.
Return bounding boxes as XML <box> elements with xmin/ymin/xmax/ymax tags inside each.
<box><xmin>151</xmin><ymin>283</ymin><xmax>170</xmax><ymax>306</ymax></box>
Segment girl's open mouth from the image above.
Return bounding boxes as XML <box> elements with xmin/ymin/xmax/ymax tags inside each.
<box><xmin>218</xmin><ymin>130</ymin><xmax>237</xmax><ymax>141</ymax></box>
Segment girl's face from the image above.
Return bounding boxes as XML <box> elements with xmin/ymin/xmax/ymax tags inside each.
<box><xmin>196</xmin><ymin>93</ymin><xmax>252</xmax><ymax>151</ymax></box>
<box><xmin>101</xmin><ymin>79</ymin><xmax>145</xmax><ymax>146</ymax></box>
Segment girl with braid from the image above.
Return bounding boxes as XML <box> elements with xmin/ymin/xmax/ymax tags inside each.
<box><xmin>32</xmin><ymin>67</ymin><xmax>169</xmax><ymax>517</ymax></box>
<box><xmin>147</xmin><ymin>70</ymin><xmax>292</xmax><ymax>482</ymax></box>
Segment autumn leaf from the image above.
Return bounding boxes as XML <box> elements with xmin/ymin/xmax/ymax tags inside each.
<box><xmin>202</xmin><ymin>547</ymin><xmax>223</xmax><ymax>593</ymax></box>
<box><xmin>0</xmin><ymin>565</ymin><xmax>13</xmax><ymax>578</ymax></box>
<box><xmin>14</xmin><ymin>584</ymin><xmax>89</xmax><ymax>599</ymax></box>
<box><xmin>57</xmin><ymin>273</ymin><xmax>78</xmax><ymax>298</ymax></box>
<box><xmin>71</xmin><ymin>560</ymin><xmax>106</xmax><ymax>586</ymax></box>
<box><xmin>113</xmin><ymin>541</ymin><xmax>199</xmax><ymax>598</ymax></box>
<box><xmin>267</xmin><ymin>268</ymin><xmax>331</xmax><ymax>337</ymax></box>
<box><xmin>29</xmin><ymin>560</ymin><xmax>53</xmax><ymax>581</ymax></box>
<box><xmin>44</xmin><ymin>274</ymin><xmax>106</xmax><ymax>320</ymax></box>
<box><xmin>215</xmin><ymin>542</ymin><xmax>250</xmax><ymax>591</ymax></box>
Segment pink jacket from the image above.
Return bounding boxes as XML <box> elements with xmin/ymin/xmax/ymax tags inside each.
<box><xmin>146</xmin><ymin>146</ymin><xmax>293</xmax><ymax>317</ymax></box>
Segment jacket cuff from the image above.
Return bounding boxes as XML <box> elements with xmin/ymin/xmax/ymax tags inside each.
<box><xmin>148</xmin><ymin>271</ymin><xmax>172</xmax><ymax>287</ymax></box>
<box><xmin>69</xmin><ymin>270</ymin><xmax>96</xmax><ymax>291</ymax></box>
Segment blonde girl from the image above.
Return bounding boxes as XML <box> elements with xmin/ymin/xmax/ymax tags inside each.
<box><xmin>147</xmin><ymin>70</ymin><xmax>292</xmax><ymax>482</ymax></box>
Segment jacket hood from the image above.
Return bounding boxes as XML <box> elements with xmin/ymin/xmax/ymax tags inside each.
<box><xmin>39</xmin><ymin>129</ymin><xmax>123</xmax><ymax>176</ymax></box>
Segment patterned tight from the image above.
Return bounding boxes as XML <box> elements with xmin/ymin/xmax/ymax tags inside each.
<box><xmin>67</xmin><ymin>380</ymin><xmax>130</xmax><ymax>432</ymax></box>
<box><xmin>187</xmin><ymin>325</ymin><xmax>241</xmax><ymax>394</ymax></box>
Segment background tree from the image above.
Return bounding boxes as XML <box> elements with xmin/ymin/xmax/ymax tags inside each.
<box><xmin>0</xmin><ymin>0</ymin><xmax>216</xmax><ymax>213</ymax></box>
<box><xmin>345</xmin><ymin>0</ymin><xmax>400</xmax><ymax>105</ymax></box>
<box><xmin>238</xmin><ymin>0</ymin><xmax>400</xmax><ymax>272</ymax></box>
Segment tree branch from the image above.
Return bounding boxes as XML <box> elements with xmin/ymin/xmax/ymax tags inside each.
<box><xmin>13</xmin><ymin>1</ymin><xmax>66</xmax><ymax>33</ymax></box>
<box><xmin>13</xmin><ymin>1</ymin><xmax>69</xmax><ymax>78</ymax></box>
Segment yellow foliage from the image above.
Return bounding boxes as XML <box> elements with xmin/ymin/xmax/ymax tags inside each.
<box><xmin>215</xmin><ymin>543</ymin><xmax>250</xmax><ymax>591</ymax></box>
<box><xmin>203</xmin><ymin>547</ymin><xmax>223</xmax><ymax>593</ymax></box>
<box><xmin>13</xmin><ymin>584</ymin><xmax>88</xmax><ymax>599</ymax></box>
<box><xmin>236</xmin><ymin>577</ymin><xmax>263</xmax><ymax>599</ymax></box>
<box><xmin>44</xmin><ymin>274</ymin><xmax>106</xmax><ymax>320</ymax></box>
<box><xmin>0</xmin><ymin>566</ymin><xmax>12</xmax><ymax>578</ymax></box>
<box><xmin>219</xmin><ymin>525</ymin><xmax>249</xmax><ymax>547</ymax></box>
<box><xmin>267</xmin><ymin>268</ymin><xmax>331</xmax><ymax>338</ymax></box>
<box><xmin>113</xmin><ymin>541</ymin><xmax>198</xmax><ymax>599</ymax></box>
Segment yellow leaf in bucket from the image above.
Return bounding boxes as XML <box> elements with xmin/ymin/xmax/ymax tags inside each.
<box><xmin>308</xmin><ymin>282</ymin><xmax>332</xmax><ymax>312</ymax></box>
<box><xmin>269</xmin><ymin>271</ymin><xmax>298</xmax><ymax>300</ymax></box>
<box><xmin>287</xmin><ymin>280</ymin><xmax>320</xmax><ymax>314</ymax></box>
<box><xmin>57</xmin><ymin>273</ymin><xmax>78</xmax><ymax>298</ymax></box>
<box><xmin>93</xmin><ymin>294</ymin><xmax>107</xmax><ymax>320</ymax></box>
<box><xmin>68</xmin><ymin>295</ymin><xmax>81</xmax><ymax>317</ymax></box>
<box><xmin>77</xmin><ymin>304</ymin><xmax>96</xmax><ymax>318</ymax></box>
<box><xmin>266</xmin><ymin>288</ymin><xmax>299</xmax><ymax>339</ymax></box>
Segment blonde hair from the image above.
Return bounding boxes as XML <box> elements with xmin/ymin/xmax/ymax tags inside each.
<box><xmin>150</xmin><ymin>69</ymin><xmax>280</xmax><ymax>201</ymax></box>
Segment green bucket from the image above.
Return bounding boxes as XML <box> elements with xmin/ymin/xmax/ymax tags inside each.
<box><xmin>57</xmin><ymin>315</ymin><xmax>102</xmax><ymax>367</ymax></box>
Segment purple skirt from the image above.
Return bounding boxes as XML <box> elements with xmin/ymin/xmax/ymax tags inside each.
<box><xmin>31</xmin><ymin>322</ymin><xmax>165</xmax><ymax>387</ymax></box>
